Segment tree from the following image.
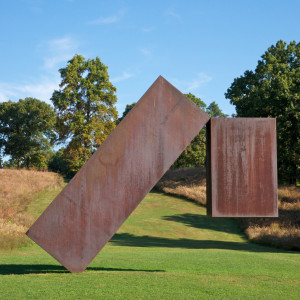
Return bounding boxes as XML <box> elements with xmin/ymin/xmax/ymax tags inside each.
<box><xmin>51</xmin><ymin>54</ymin><xmax>118</xmax><ymax>173</ymax></box>
<box><xmin>48</xmin><ymin>148</ymin><xmax>74</xmax><ymax>179</ymax></box>
<box><xmin>0</xmin><ymin>98</ymin><xmax>56</xmax><ymax>169</ymax></box>
<box><xmin>184</xmin><ymin>93</ymin><xmax>206</xmax><ymax>110</ymax></box>
<box><xmin>172</xmin><ymin>94</ymin><xmax>207</xmax><ymax>168</ymax></box>
<box><xmin>206</xmin><ymin>101</ymin><xmax>228</xmax><ymax>118</ymax></box>
<box><xmin>225</xmin><ymin>40</ymin><xmax>300</xmax><ymax>185</ymax></box>
<box><xmin>0</xmin><ymin>119</ymin><xmax>5</xmax><ymax>168</ymax></box>
<box><xmin>117</xmin><ymin>102</ymin><xmax>136</xmax><ymax>124</ymax></box>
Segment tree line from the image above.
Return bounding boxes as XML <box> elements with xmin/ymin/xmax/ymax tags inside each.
<box><xmin>0</xmin><ymin>40</ymin><xmax>299</xmax><ymax>185</ymax></box>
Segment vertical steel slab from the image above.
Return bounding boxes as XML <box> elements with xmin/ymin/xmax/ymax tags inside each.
<box><xmin>27</xmin><ymin>76</ymin><xmax>210</xmax><ymax>273</ymax></box>
<box><xmin>207</xmin><ymin>118</ymin><xmax>278</xmax><ymax>217</ymax></box>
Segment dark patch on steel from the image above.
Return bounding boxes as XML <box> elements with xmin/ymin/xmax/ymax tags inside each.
<box><xmin>206</xmin><ymin>118</ymin><xmax>278</xmax><ymax>217</ymax></box>
<box><xmin>26</xmin><ymin>76</ymin><xmax>210</xmax><ymax>273</ymax></box>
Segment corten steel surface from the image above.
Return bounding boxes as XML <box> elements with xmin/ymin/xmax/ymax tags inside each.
<box><xmin>206</xmin><ymin>118</ymin><xmax>278</xmax><ymax>217</ymax></box>
<box><xmin>26</xmin><ymin>76</ymin><xmax>210</xmax><ymax>273</ymax></box>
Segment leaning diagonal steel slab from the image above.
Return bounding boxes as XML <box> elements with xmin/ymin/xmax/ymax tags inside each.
<box><xmin>26</xmin><ymin>76</ymin><xmax>210</xmax><ymax>273</ymax></box>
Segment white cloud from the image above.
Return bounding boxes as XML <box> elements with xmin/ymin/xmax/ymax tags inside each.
<box><xmin>0</xmin><ymin>77</ymin><xmax>59</xmax><ymax>105</ymax></box>
<box><xmin>111</xmin><ymin>72</ymin><xmax>133</xmax><ymax>84</ymax></box>
<box><xmin>141</xmin><ymin>26</ymin><xmax>156</xmax><ymax>33</ymax></box>
<box><xmin>166</xmin><ymin>10</ymin><xmax>183</xmax><ymax>23</ymax></box>
<box><xmin>88</xmin><ymin>10</ymin><xmax>125</xmax><ymax>25</ymax></box>
<box><xmin>0</xmin><ymin>35</ymin><xmax>80</xmax><ymax>105</ymax></box>
<box><xmin>40</xmin><ymin>36</ymin><xmax>80</xmax><ymax>70</ymax></box>
<box><xmin>170</xmin><ymin>73</ymin><xmax>212</xmax><ymax>93</ymax></box>
<box><xmin>140</xmin><ymin>48</ymin><xmax>152</xmax><ymax>58</ymax></box>
<box><xmin>0</xmin><ymin>83</ymin><xmax>18</xmax><ymax>101</ymax></box>
<box><xmin>186</xmin><ymin>73</ymin><xmax>212</xmax><ymax>91</ymax></box>
<box><xmin>26</xmin><ymin>0</ymin><xmax>43</xmax><ymax>14</ymax></box>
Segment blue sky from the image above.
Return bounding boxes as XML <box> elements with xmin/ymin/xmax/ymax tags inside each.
<box><xmin>1</xmin><ymin>0</ymin><xmax>300</xmax><ymax>116</ymax></box>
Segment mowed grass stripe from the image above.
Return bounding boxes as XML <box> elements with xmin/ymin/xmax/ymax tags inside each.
<box><xmin>0</xmin><ymin>192</ymin><xmax>299</xmax><ymax>299</ymax></box>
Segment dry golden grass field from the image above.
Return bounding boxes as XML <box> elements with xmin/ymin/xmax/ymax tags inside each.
<box><xmin>0</xmin><ymin>169</ymin><xmax>64</xmax><ymax>250</ymax></box>
<box><xmin>156</xmin><ymin>167</ymin><xmax>300</xmax><ymax>251</ymax></box>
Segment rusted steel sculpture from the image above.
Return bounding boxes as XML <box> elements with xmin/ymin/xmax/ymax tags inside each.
<box><xmin>27</xmin><ymin>76</ymin><xmax>278</xmax><ymax>273</ymax></box>
<box><xmin>206</xmin><ymin>118</ymin><xmax>278</xmax><ymax>217</ymax></box>
<box><xmin>26</xmin><ymin>76</ymin><xmax>210</xmax><ymax>273</ymax></box>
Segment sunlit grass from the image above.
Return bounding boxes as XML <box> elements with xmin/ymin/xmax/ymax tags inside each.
<box><xmin>1</xmin><ymin>191</ymin><xmax>299</xmax><ymax>299</ymax></box>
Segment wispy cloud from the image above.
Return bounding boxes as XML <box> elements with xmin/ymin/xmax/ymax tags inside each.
<box><xmin>40</xmin><ymin>36</ymin><xmax>80</xmax><ymax>70</ymax></box>
<box><xmin>171</xmin><ymin>73</ymin><xmax>212</xmax><ymax>93</ymax></box>
<box><xmin>141</xmin><ymin>26</ymin><xmax>156</xmax><ymax>33</ymax></box>
<box><xmin>186</xmin><ymin>73</ymin><xmax>212</xmax><ymax>91</ymax></box>
<box><xmin>0</xmin><ymin>83</ymin><xmax>18</xmax><ymax>101</ymax></box>
<box><xmin>111</xmin><ymin>71</ymin><xmax>134</xmax><ymax>84</ymax></box>
<box><xmin>166</xmin><ymin>10</ymin><xmax>183</xmax><ymax>23</ymax></box>
<box><xmin>140</xmin><ymin>48</ymin><xmax>152</xmax><ymax>58</ymax></box>
<box><xmin>88</xmin><ymin>10</ymin><xmax>126</xmax><ymax>25</ymax></box>
<box><xmin>26</xmin><ymin>0</ymin><xmax>44</xmax><ymax>14</ymax></box>
<box><xmin>0</xmin><ymin>35</ymin><xmax>80</xmax><ymax>105</ymax></box>
<box><xmin>0</xmin><ymin>77</ymin><xmax>60</xmax><ymax>105</ymax></box>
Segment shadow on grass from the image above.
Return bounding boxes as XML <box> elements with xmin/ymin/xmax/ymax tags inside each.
<box><xmin>162</xmin><ymin>213</ymin><xmax>246</xmax><ymax>236</ymax></box>
<box><xmin>151</xmin><ymin>189</ymin><xmax>206</xmax><ymax>207</ymax></box>
<box><xmin>0</xmin><ymin>264</ymin><xmax>165</xmax><ymax>275</ymax></box>
<box><xmin>111</xmin><ymin>233</ymin><xmax>292</xmax><ymax>254</ymax></box>
<box><xmin>152</xmin><ymin>191</ymin><xmax>246</xmax><ymax>237</ymax></box>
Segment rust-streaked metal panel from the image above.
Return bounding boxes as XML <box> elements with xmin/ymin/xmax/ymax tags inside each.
<box><xmin>207</xmin><ymin>118</ymin><xmax>278</xmax><ymax>217</ymax></box>
<box><xmin>27</xmin><ymin>76</ymin><xmax>210</xmax><ymax>273</ymax></box>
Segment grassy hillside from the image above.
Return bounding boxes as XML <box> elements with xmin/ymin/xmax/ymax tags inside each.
<box><xmin>0</xmin><ymin>169</ymin><xmax>64</xmax><ymax>250</ymax></box>
<box><xmin>0</xmin><ymin>190</ymin><xmax>299</xmax><ymax>299</ymax></box>
<box><xmin>156</xmin><ymin>167</ymin><xmax>300</xmax><ymax>251</ymax></box>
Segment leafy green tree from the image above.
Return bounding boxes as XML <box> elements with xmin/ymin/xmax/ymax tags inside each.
<box><xmin>0</xmin><ymin>122</ymin><xmax>5</xmax><ymax>168</ymax></box>
<box><xmin>0</xmin><ymin>98</ymin><xmax>56</xmax><ymax>169</ymax></box>
<box><xmin>51</xmin><ymin>54</ymin><xmax>118</xmax><ymax>173</ymax></box>
<box><xmin>48</xmin><ymin>148</ymin><xmax>74</xmax><ymax>179</ymax></box>
<box><xmin>185</xmin><ymin>93</ymin><xmax>206</xmax><ymax>110</ymax></box>
<box><xmin>117</xmin><ymin>102</ymin><xmax>136</xmax><ymax>124</ymax></box>
<box><xmin>225</xmin><ymin>40</ymin><xmax>300</xmax><ymax>185</ymax></box>
<box><xmin>172</xmin><ymin>94</ymin><xmax>207</xmax><ymax>168</ymax></box>
<box><xmin>206</xmin><ymin>101</ymin><xmax>228</xmax><ymax>118</ymax></box>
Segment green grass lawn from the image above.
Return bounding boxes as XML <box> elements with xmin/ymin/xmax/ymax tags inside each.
<box><xmin>0</xmin><ymin>190</ymin><xmax>299</xmax><ymax>299</ymax></box>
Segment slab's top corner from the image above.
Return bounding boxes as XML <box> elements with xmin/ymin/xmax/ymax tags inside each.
<box><xmin>149</xmin><ymin>75</ymin><xmax>170</xmax><ymax>92</ymax></box>
<box><xmin>156</xmin><ymin>75</ymin><xmax>166</xmax><ymax>83</ymax></box>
